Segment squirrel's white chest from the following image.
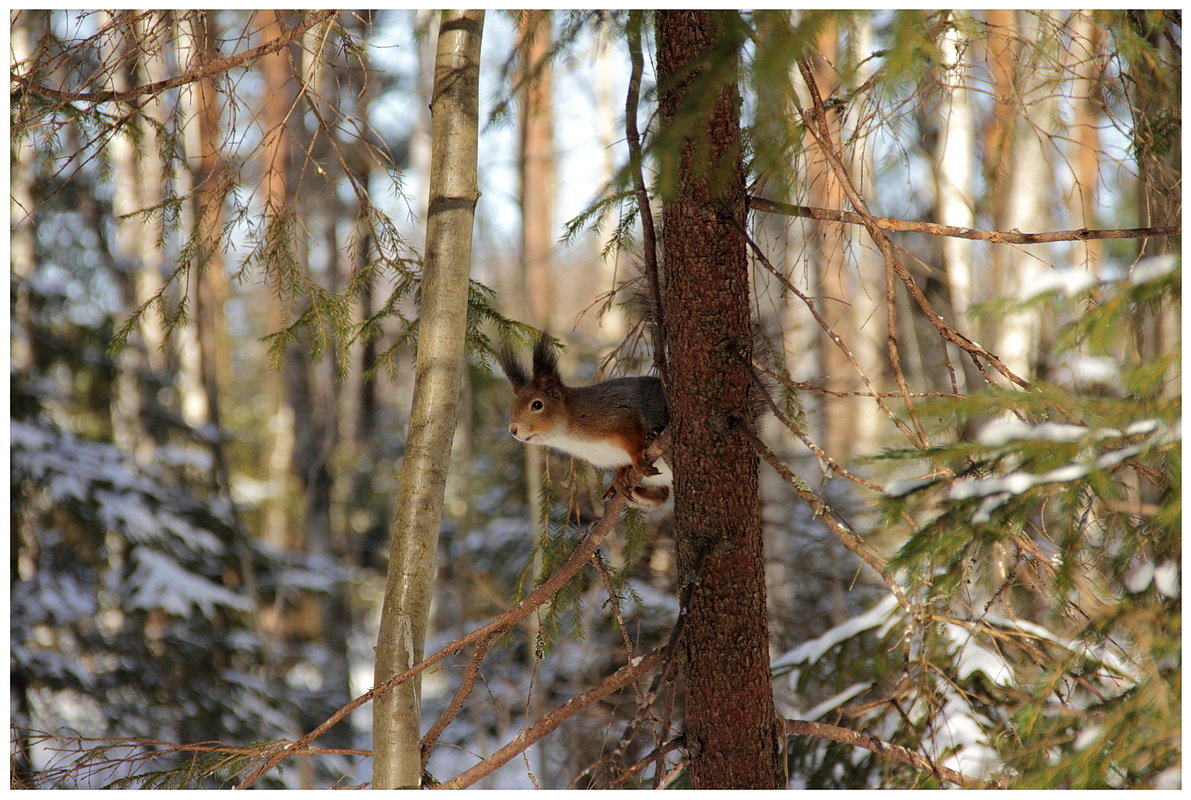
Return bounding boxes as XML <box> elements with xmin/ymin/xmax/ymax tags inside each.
<box><xmin>539</xmin><ymin>431</ymin><xmax>632</xmax><ymax>468</ymax></box>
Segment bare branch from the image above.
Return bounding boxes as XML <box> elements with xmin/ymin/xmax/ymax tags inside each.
<box><xmin>750</xmin><ymin>196</ymin><xmax>1181</xmax><ymax>244</ymax></box>
<box><xmin>419</xmin><ymin>638</ymin><xmax>492</xmax><ymax>769</ymax></box>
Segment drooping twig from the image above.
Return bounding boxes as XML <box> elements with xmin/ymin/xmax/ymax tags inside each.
<box><xmin>743</xmin><ymin>357</ymin><xmax>885</xmax><ymax>494</ymax></box>
<box><xmin>419</xmin><ymin>638</ymin><xmax>492</xmax><ymax>769</ymax></box>
<box><xmin>742</xmin><ymin>225</ymin><xmax>921</xmax><ymax>445</ymax></box>
<box><xmin>609</xmin><ymin>736</ymin><xmax>685</xmax><ymax>788</ymax></box>
<box><xmin>573</xmin><ymin>546</ymin><xmax>706</xmax><ymax>788</ymax></box>
<box><xmin>749</xmin><ymin>196</ymin><xmax>1181</xmax><ymax>245</ymax></box>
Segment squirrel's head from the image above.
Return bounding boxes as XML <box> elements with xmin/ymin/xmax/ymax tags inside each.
<box><xmin>498</xmin><ymin>334</ymin><xmax>566</xmax><ymax>443</ymax></box>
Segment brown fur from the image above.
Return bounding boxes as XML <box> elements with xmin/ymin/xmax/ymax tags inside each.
<box><xmin>499</xmin><ymin>335</ymin><xmax>670</xmax><ymax>508</ymax></box>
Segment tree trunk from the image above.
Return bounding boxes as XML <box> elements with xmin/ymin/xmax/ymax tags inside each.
<box><xmin>934</xmin><ymin>14</ymin><xmax>977</xmax><ymax>391</ymax></box>
<box><xmin>655</xmin><ymin>10</ymin><xmax>783</xmax><ymax>789</ymax></box>
<box><xmin>1066</xmin><ymin>11</ymin><xmax>1103</xmax><ymax>274</ymax></box>
<box><xmin>518</xmin><ymin>9</ymin><xmax>556</xmax><ymax>330</ymax></box>
<box><xmin>371</xmin><ymin>9</ymin><xmax>484</xmax><ymax>789</ymax></box>
<box><xmin>935</xmin><ymin>15</ymin><xmax>975</xmax><ymax>331</ymax></box>
<box><xmin>256</xmin><ymin>9</ymin><xmax>299</xmax><ymax>549</ymax></box>
<box><xmin>516</xmin><ymin>8</ymin><xmax>555</xmax><ymax>780</ymax></box>
<box><xmin>990</xmin><ymin>11</ymin><xmax>1054</xmax><ymax>380</ymax></box>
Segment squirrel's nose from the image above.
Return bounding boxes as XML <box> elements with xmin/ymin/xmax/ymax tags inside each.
<box><xmin>509</xmin><ymin>423</ymin><xmax>519</xmax><ymax>437</ymax></box>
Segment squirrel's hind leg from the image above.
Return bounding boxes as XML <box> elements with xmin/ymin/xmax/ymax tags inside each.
<box><xmin>606</xmin><ymin>465</ymin><xmax>669</xmax><ymax>510</ymax></box>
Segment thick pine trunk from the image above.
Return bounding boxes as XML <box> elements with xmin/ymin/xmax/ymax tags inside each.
<box><xmin>655</xmin><ymin>10</ymin><xmax>784</xmax><ymax>789</ymax></box>
<box><xmin>371</xmin><ymin>9</ymin><xmax>484</xmax><ymax>789</ymax></box>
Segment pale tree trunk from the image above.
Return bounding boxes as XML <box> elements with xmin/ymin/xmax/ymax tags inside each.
<box><xmin>935</xmin><ymin>15</ymin><xmax>975</xmax><ymax>330</ymax></box>
<box><xmin>516</xmin><ymin>9</ymin><xmax>554</xmax><ymax>778</ymax></box>
<box><xmin>1126</xmin><ymin>10</ymin><xmax>1180</xmax><ymax>397</ymax></box>
<box><xmin>516</xmin><ymin>12</ymin><xmax>554</xmax><ymax>529</ymax></box>
<box><xmin>189</xmin><ymin>10</ymin><xmax>234</xmax><ymax>475</ymax></box>
<box><xmin>10</xmin><ymin>11</ymin><xmax>39</xmax><ymax>373</ymax></box>
<box><xmin>934</xmin><ymin>14</ymin><xmax>977</xmax><ymax>390</ymax></box>
<box><xmin>655</xmin><ymin>10</ymin><xmax>784</xmax><ymax>789</ymax></box>
<box><xmin>371</xmin><ymin>9</ymin><xmax>484</xmax><ymax>789</ymax></box>
<box><xmin>982</xmin><ymin>9</ymin><xmax>1016</xmax><ymax>230</ymax></box>
<box><xmin>840</xmin><ymin>17</ymin><xmax>885</xmax><ymax>467</ymax></box>
<box><xmin>519</xmin><ymin>9</ymin><xmax>556</xmax><ymax>330</ymax></box>
<box><xmin>802</xmin><ymin>25</ymin><xmax>856</xmax><ymax>463</ymax></box>
<box><xmin>107</xmin><ymin>11</ymin><xmax>171</xmax><ymax>462</ymax></box>
<box><xmin>1066</xmin><ymin>11</ymin><xmax>1103</xmax><ymax>274</ymax></box>
<box><xmin>772</xmin><ymin>13</ymin><xmax>821</xmax><ymax>454</ymax></box>
<box><xmin>592</xmin><ymin>23</ymin><xmax>627</xmax><ymax>342</ymax></box>
<box><xmin>990</xmin><ymin>11</ymin><xmax>1056</xmax><ymax>381</ymax></box>
<box><xmin>174</xmin><ymin>12</ymin><xmax>211</xmax><ymax>429</ymax></box>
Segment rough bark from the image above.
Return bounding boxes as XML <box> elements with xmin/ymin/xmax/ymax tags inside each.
<box><xmin>370</xmin><ymin>9</ymin><xmax>484</xmax><ymax>790</ymax></box>
<box><xmin>655</xmin><ymin>10</ymin><xmax>783</xmax><ymax>789</ymax></box>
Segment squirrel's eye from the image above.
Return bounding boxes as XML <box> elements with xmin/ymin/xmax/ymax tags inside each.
<box><xmin>530</xmin><ymin>399</ymin><xmax>544</xmax><ymax>411</ymax></box>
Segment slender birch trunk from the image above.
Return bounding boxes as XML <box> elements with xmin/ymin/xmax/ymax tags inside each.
<box><xmin>371</xmin><ymin>10</ymin><xmax>484</xmax><ymax>789</ymax></box>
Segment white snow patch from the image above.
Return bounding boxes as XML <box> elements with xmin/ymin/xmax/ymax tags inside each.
<box><xmin>1019</xmin><ymin>268</ymin><xmax>1098</xmax><ymax>301</ymax></box>
<box><xmin>773</xmin><ymin>595</ymin><xmax>899</xmax><ymax>671</ymax></box>
<box><xmin>1153</xmin><ymin>562</ymin><xmax>1180</xmax><ymax>599</ymax></box>
<box><xmin>1052</xmin><ymin>354</ymin><xmax>1121</xmax><ymax>390</ymax></box>
<box><xmin>884</xmin><ymin>476</ymin><xmax>936</xmax><ymax>498</ymax></box>
<box><xmin>802</xmin><ymin>683</ymin><xmax>870</xmax><ymax>722</ymax></box>
<box><xmin>1129</xmin><ymin>254</ymin><xmax>1177</xmax><ymax>285</ymax></box>
<box><xmin>126</xmin><ymin>548</ymin><xmax>252</xmax><ymax>617</ymax></box>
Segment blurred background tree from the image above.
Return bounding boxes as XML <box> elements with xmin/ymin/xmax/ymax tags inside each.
<box><xmin>9</xmin><ymin>9</ymin><xmax>1179</xmax><ymax>789</ymax></box>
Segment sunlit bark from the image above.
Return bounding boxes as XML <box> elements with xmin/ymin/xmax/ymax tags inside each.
<box><xmin>371</xmin><ymin>10</ymin><xmax>485</xmax><ymax>789</ymax></box>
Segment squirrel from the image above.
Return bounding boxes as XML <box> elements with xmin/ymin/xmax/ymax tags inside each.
<box><xmin>497</xmin><ymin>334</ymin><xmax>671</xmax><ymax>510</ymax></box>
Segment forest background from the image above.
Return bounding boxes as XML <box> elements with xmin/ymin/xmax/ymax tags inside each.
<box><xmin>9</xmin><ymin>9</ymin><xmax>1181</xmax><ymax>790</ymax></box>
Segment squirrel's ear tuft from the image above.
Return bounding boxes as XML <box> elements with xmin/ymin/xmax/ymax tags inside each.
<box><xmin>531</xmin><ymin>333</ymin><xmax>561</xmax><ymax>382</ymax></box>
<box><xmin>497</xmin><ymin>343</ymin><xmax>529</xmax><ymax>392</ymax></box>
